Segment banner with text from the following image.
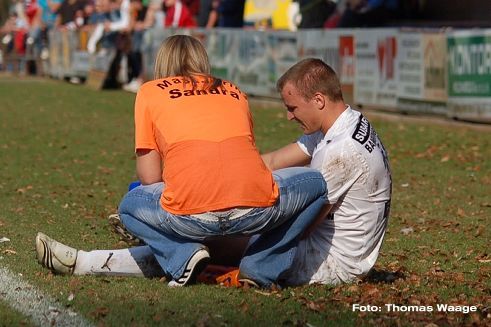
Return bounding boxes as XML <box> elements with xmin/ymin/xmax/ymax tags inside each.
<box><xmin>354</xmin><ymin>29</ymin><xmax>399</xmax><ymax>108</ymax></box>
<box><xmin>397</xmin><ymin>31</ymin><xmax>447</xmax><ymax>115</ymax></box>
<box><xmin>447</xmin><ymin>30</ymin><xmax>491</xmax><ymax>122</ymax></box>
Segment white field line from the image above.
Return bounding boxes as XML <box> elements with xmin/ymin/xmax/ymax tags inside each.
<box><xmin>0</xmin><ymin>266</ymin><xmax>94</xmax><ymax>327</ymax></box>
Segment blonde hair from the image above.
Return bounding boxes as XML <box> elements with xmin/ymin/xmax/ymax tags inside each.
<box><xmin>154</xmin><ymin>35</ymin><xmax>220</xmax><ymax>89</ymax></box>
<box><xmin>277</xmin><ymin>58</ymin><xmax>343</xmax><ymax>102</ymax></box>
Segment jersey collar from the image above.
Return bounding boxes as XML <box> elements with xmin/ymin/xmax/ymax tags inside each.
<box><xmin>323</xmin><ymin>106</ymin><xmax>354</xmax><ymax>142</ymax></box>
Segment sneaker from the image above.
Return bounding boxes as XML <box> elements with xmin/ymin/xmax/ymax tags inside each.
<box><xmin>237</xmin><ymin>271</ymin><xmax>260</xmax><ymax>288</ymax></box>
<box><xmin>238</xmin><ymin>277</ymin><xmax>260</xmax><ymax>288</ymax></box>
<box><xmin>69</xmin><ymin>76</ymin><xmax>81</xmax><ymax>85</ymax></box>
<box><xmin>122</xmin><ymin>79</ymin><xmax>142</xmax><ymax>93</ymax></box>
<box><xmin>35</xmin><ymin>232</ymin><xmax>78</xmax><ymax>275</ymax></box>
<box><xmin>168</xmin><ymin>248</ymin><xmax>210</xmax><ymax>287</ymax></box>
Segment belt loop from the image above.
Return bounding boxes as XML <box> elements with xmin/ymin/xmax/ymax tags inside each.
<box><xmin>218</xmin><ymin>216</ymin><xmax>231</xmax><ymax>232</ymax></box>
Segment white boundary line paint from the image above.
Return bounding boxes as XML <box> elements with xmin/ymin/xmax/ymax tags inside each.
<box><xmin>0</xmin><ymin>266</ymin><xmax>94</xmax><ymax>327</ymax></box>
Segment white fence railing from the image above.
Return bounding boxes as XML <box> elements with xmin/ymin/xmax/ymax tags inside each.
<box><xmin>14</xmin><ymin>27</ymin><xmax>491</xmax><ymax>123</ymax></box>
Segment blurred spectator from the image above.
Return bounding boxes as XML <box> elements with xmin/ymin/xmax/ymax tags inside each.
<box><xmin>181</xmin><ymin>0</ymin><xmax>198</xmax><ymax>18</ymax></box>
<box><xmin>38</xmin><ymin>0</ymin><xmax>62</xmax><ymax>30</ymax></box>
<box><xmin>138</xmin><ymin>0</ymin><xmax>164</xmax><ymax>29</ymax></box>
<box><xmin>37</xmin><ymin>0</ymin><xmax>62</xmax><ymax>63</ymax></box>
<box><xmin>24</xmin><ymin>0</ymin><xmax>42</xmax><ymax>73</ymax></box>
<box><xmin>297</xmin><ymin>0</ymin><xmax>336</xmax><ymax>29</ymax></box>
<box><xmin>197</xmin><ymin>0</ymin><xmax>218</xmax><ymax>28</ymax></box>
<box><xmin>121</xmin><ymin>0</ymin><xmax>147</xmax><ymax>92</ymax></box>
<box><xmin>104</xmin><ymin>0</ymin><xmax>131</xmax><ymax>32</ymax></box>
<box><xmin>85</xmin><ymin>0</ymin><xmax>110</xmax><ymax>26</ymax></box>
<box><xmin>86</xmin><ymin>0</ymin><xmax>131</xmax><ymax>53</ymax></box>
<box><xmin>323</xmin><ymin>0</ymin><xmax>353</xmax><ymax>28</ymax></box>
<box><xmin>338</xmin><ymin>0</ymin><xmax>400</xmax><ymax>27</ymax></box>
<box><xmin>217</xmin><ymin>0</ymin><xmax>244</xmax><ymax>27</ymax></box>
<box><xmin>55</xmin><ymin>0</ymin><xmax>87</xmax><ymax>30</ymax></box>
<box><xmin>1</xmin><ymin>3</ymin><xmax>27</xmax><ymax>58</ymax></box>
<box><xmin>163</xmin><ymin>0</ymin><xmax>196</xmax><ymax>27</ymax></box>
<box><xmin>25</xmin><ymin>0</ymin><xmax>42</xmax><ymax>36</ymax></box>
<box><xmin>0</xmin><ymin>0</ymin><xmax>42</xmax><ymax>73</ymax></box>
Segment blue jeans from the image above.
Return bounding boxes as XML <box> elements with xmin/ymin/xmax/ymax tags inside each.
<box><xmin>119</xmin><ymin>167</ymin><xmax>327</xmax><ymax>287</ymax></box>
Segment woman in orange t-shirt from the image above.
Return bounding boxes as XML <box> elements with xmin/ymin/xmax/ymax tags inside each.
<box><xmin>36</xmin><ymin>35</ymin><xmax>328</xmax><ymax>288</ymax></box>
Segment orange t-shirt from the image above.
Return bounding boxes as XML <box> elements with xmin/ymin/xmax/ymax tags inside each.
<box><xmin>134</xmin><ymin>76</ymin><xmax>279</xmax><ymax>215</ymax></box>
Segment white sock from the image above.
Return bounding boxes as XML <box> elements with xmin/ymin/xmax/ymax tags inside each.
<box><xmin>73</xmin><ymin>246</ymin><xmax>164</xmax><ymax>277</ymax></box>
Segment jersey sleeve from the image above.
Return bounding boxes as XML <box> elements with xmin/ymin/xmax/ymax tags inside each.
<box><xmin>321</xmin><ymin>140</ymin><xmax>365</xmax><ymax>204</ymax></box>
<box><xmin>134</xmin><ymin>87</ymin><xmax>158</xmax><ymax>152</ymax></box>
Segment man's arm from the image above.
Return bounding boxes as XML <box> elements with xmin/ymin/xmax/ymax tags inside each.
<box><xmin>302</xmin><ymin>203</ymin><xmax>334</xmax><ymax>239</ymax></box>
<box><xmin>136</xmin><ymin>149</ymin><xmax>162</xmax><ymax>185</ymax></box>
<box><xmin>261</xmin><ymin>142</ymin><xmax>311</xmax><ymax>171</ymax></box>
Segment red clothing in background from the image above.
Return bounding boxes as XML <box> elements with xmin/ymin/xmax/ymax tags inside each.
<box><xmin>164</xmin><ymin>2</ymin><xmax>197</xmax><ymax>27</ymax></box>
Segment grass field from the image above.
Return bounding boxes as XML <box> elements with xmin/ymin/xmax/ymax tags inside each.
<box><xmin>0</xmin><ymin>76</ymin><xmax>490</xmax><ymax>326</ymax></box>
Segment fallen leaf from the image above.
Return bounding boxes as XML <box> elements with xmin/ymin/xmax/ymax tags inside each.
<box><xmin>89</xmin><ymin>306</ymin><xmax>110</xmax><ymax>319</ymax></box>
<box><xmin>239</xmin><ymin>300</ymin><xmax>249</xmax><ymax>313</ymax></box>
<box><xmin>474</xmin><ymin>225</ymin><xmax>484</xmax><ymax>237</ymax></box>
<box><xmin>16</xmin><ymin>185</ymin><xmax>33</xmax><ymax>194</ymax></box>
<box><xmin>306</xmin><ymin>300</ymin><xmax>324</xmax><ymax>312</ymax></box>
<box><xmin>254</xmin><ymin>290</ymin><xmax>272</xmax><ymax>296</ymax></box>
<box><xmin>400</xmin><ymin>227</ymin><xmax>414</xmax><ymax>235</ymax></box>
<box><xmin>347</xmin><ymin>285</ymin><xmax>359</xmax><ymax>293</ymax></box>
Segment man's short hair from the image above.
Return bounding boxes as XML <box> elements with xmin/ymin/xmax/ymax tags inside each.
<box><xmin>276</xmin><ymin>58</ymin><xmax>344</xmax><ymax>102</ymax></box>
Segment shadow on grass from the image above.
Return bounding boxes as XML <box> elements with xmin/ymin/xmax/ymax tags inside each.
<box><xmin>363</xmin><ymin>267</ymin><xmax>406</xmax><ymax>284</ymax></box>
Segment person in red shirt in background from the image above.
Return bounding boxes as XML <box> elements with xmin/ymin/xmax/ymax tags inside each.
<box><xmin>182</xmin><ymin>0</ymin><xmax>199</xmax><ymax>18</ymax></box>
<box><xmin>163</xmin><ymin>0</ymin><xmax>196</xmax><ymax>27</ymax></box>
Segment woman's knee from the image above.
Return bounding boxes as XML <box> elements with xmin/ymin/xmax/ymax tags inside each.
<box><xmin>274</xmin><ymin>167</ymin><xmax>327</xmax><ymax>196</ymax></box>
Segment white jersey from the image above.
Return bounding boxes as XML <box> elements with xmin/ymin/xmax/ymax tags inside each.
<box><xmin>285</xmin><ymin>107</ymin><xmax>392</xmax><ymax>285</ymax></box>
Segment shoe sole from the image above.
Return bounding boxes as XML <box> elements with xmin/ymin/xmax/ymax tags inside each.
<box><xmin>37</xmin><ymin>236</ymin><xmax>54</xmax><ymax>270</ymax></box>
<box><xmin>238</xmin><ymin>278</ymin><xmax>260</xmax><ymax>288</ymax></box>
<box><xmin>108</xmin><ymin>214</ymin><xmax>142</xmax><ymax>244</ymax></box>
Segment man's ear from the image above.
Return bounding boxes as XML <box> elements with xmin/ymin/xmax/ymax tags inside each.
<box><xmin>312</xmin><ymin>92</ymin><xmax>325</xmax><ymax>110</ymax></box>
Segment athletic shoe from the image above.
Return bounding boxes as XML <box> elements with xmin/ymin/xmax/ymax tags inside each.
<box><xmin>108</xmin><ymin>213</ymin><xmax>142</xmax><ymax>245</ymax></box>
<box><xmin>35</xmin><ymin>232</ymin><xmax>77</xmax><ymax>275</ymax></box>
<box><xmin>168</xmin><ymin>248</ymin><xmax>210</xmax><ymax>287</ymax></box>
<box><xmin>238</xmin><ymin>277</ymin><xmax>260</xmax><ymax>288</ymax></box>
<box><xmin>122</xmin><ymin>79</ymin><xmax>142</xmax><ymax>93</ymax></box>
<box><xmin>237</xmin><ymin>271</ymin><xmax>260</xmax><ymax>288</ymax></box>
<box><xmin>198</xmin><ymin>265</ymin><xmax>237</xmax><ymax>285</ymax></box>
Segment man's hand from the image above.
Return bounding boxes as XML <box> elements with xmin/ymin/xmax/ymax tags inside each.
<box><xmin>301</xmin><ymin>203</ymin><xmax>334</xmax><ymax>239</ymax></box>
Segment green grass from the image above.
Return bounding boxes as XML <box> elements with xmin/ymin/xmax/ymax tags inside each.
<box><xmin>0</xmin><ymin>76</ymin><xmax>489</xmax><ymax>326</ymax></box>
<box><xmin>0</xmin><ymin>299</ymin><xmax>32</xmax><ymax>327</ymax></box>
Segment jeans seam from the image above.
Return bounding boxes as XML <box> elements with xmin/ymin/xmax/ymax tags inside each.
<box><xmin>277</xmin><ymin>176</ymin><xmax>326</xmax><ymax>188</ymax></box>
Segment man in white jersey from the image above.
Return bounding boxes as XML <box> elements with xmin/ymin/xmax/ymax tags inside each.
<box><xmin>262</xmin><ymin>58</ymin><xmax>392</xmax><ymax>285</ymax></box>
<box><xmin>35</xmin><ymin>58</ymin><xmax>390</xmax><ymax>286</ymax></box>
